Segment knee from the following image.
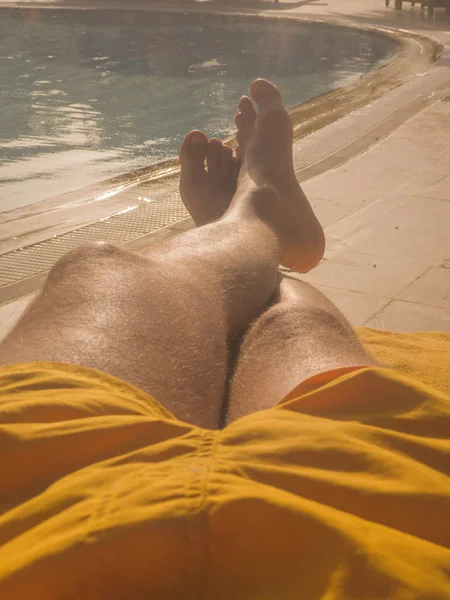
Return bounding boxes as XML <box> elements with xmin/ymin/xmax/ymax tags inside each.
<box><xmin>47</xmin><ymin>241</ymin><xmax>127</xmax><ymax>282</ymax></box>
<box><xmin>54</xmin><ymin>241</ymin><xmax>124</xmax><ymax>269</ymax></box>
<box><xmin>250</xmin><ymin>300</ymin><xmax>351</xmax><ymax>341</ymax></box>
<box><xmin>279</xmin><ymin>277</ymin><xmax>352</xmax><ymax>333</ymax></box>
<box><xmin>243</xmin><ymin>303</ymin><xmax>294</xmax><ymax>347</ymax></box>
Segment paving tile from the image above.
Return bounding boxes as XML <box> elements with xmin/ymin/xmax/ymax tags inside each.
<box><xmin>390</xmin><ymin>131</ymin><xmax>450</xmax><ymax>155</ymax></box>
<box><xmin>393</xmin><ymin>102</ymin><xmax>450</xmax><ymax>151</ymax></box>
<box><xmin>345</xmin><ymin>196</ymin><xmax>450</xmax><ymax>264</ymax></box>
<box><xmin>397</xmin><ymin>266</ymin><xmax>450</xmax><ymax>309</ymax></box>
<box><xmin>308</xmin><ymin>198</ymin><xmax>352</xmax><ymax>228</ymax></box>
<box><xmin>301</xmin><ymin>250</ymin><xmax>429</xmax><ymax>297</ymax></box>
<box><xmin>304</xmin><ymin>163</ymin><xmax>395</xmax><ymax>206</ymax></box>
<box><xmin>305</xmin><ymin>132</ymin><xmax>447</xmax><ymax>209</ymax></box>
<box><xmin>394</xmin><ymin>152</ymin><xmax>450</xmax><ymax>197</ymax></box>
<box><xmin>421</xmin><ymin>174</ymin><xmax>450</xmax><ymax>201</ymax></box>
<box><xmin>365</xmin><ymin>300</ymin><xmax>450</xmax><ymax>333</ymax></box>
<box><xmin>364</xmin><ymin>136</ymin><xmax>446</xmax><ymax>171</ymax></box>
<box><xmin>0</xmin><ymin>295</ymin><xmax>35</xmax><ymax>342</ymax></box>
<box><xmin>314</xmin><ymin>284</ymin><xmax>390</xmax><ymax>326</ymax></box>
<box><xmin>324</xmin><ymin>193</ymin><xmax>400</xmax><ymax>249</ymax></box>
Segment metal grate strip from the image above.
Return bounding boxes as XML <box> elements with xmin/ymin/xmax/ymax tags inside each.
<box><xmin>0</xmin><ymin>190</ymin><xmax>188</xmax><ymax>288</ymax></box>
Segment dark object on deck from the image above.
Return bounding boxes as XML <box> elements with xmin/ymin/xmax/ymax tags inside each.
<box><xmin>385</xmin><ymin>0</ymin><xmax>450</xmax><ymax>15</ymax></box>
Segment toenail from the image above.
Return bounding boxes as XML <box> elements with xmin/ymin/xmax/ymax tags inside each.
<box><xmin>191</xmin><ymin>132</ymin><xmax>205</xmax><ymax>145</ymax></box>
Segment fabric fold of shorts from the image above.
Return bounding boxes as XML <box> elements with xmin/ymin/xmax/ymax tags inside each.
<box><xmin>0</xmin><ymin>360</ymin><xmax>449</xmax><ymax>600</ymax></box>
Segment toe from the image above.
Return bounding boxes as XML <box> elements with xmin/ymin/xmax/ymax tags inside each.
<box><xmin>207</xmin><ymin>138</ymin><xmax>223</xmax><ymax>174</ymax></box>
<box><xmin>238</xmin><ymin>96</ymin><xmax>257</xmax><ymax>124</ymax></box>
<box><xmin>232</xmin><ymin>155</ymin><xmax>241</xmax><ymax>181</ymax></box>
<box><xmin>221</xmin><ymin>145</ymin><xmax>233</xmax><ymax>177</ymax></box>
<box><xmin>249</xmin><ymin>78</ymin><xmax>283</xmax><ymax>114</ymax></box>
<box><xmin>234</xmin><ymin>110</ymin><xmax>247</xmax><ymax>134</ymax></box>
<box><xmin>235</xmin><ymin>141</ymin><xmax>242</xmax><ymax>162</ymax></box>
<box><xmin>179</xmin><ymin>130</ymin><xmax>208</xmax><ymax>173</ymax></box>
<box><xmin>236</xmin><ymin>130</ymin><xmax>243</xmax><ymax>151</ymax></box>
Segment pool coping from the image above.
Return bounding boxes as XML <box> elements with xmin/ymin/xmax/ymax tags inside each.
<box><xmin>0</xmin><ymin>1</ymin><xmax>446</xmax><ymax>306</ymax></box>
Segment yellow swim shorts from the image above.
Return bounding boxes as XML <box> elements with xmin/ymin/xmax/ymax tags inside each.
<box><xmin>0</xmin><ymin>351</ymin><xmax>449</xmax><ymax>598</ymax></box>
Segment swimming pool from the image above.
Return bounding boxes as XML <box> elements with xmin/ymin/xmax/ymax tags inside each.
<box><xmin>0</xmin><ymin>9</ymin><xmax>398</xmax><ymax>212</ymax></box>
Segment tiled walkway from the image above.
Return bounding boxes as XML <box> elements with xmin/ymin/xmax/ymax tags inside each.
<box><xmin>282</xmin><ymin>0</ymin><xmax>450</xmax><ymax>330</ymax></box>
<box><xmin>298</xmin><ymin>98</ymin><xmax>450</xmax><ymax>330</ymax></box>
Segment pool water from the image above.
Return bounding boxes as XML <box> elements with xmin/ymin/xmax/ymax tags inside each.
<box><xmin>0</xmin><ymin>9</ymin><xmax>397</xmax><ymax>212</ymax></box>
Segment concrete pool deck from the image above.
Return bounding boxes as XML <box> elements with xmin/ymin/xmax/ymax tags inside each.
<box><xmin>0</xmin><ymin>0</ymin><xmax>449</xmax><ymax>339</ymax></box>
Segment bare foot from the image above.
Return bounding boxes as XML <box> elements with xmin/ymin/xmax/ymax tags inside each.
<box><xmin>179</xmin><ymin>130</ymin><xmax>238</xmax><ymax>227</ymax></box>
<box><xmin>234</xmin><ymin>79</ymin><xmax>325</xmax><ymax>273</ymax></box>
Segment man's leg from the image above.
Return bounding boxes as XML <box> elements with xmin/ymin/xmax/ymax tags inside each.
<box><xmin>0</xmin><ymin>194</ymin><xmax>278</xmax><ymax>430</ymax></box>
<box><xmin>226</xmin><ymin>274</ymin><xmax>375</xmax><ymax>423</ymax></box>
<box><xmin>0</xmin><ymin>80</ymin><xmax>324</xmax><ymax>430</ymax></box>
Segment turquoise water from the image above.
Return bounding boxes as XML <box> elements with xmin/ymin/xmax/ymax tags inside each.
<box><xmin>0</xmin><ymin>9</ymin><xmax>397</xmax><ymax>211</ymax></box>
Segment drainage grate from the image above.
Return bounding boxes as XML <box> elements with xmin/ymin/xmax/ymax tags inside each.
<box><xmin>0</xmin><ymin>190</ymin><xmax>188</xmax><ymax>288</ymax></box>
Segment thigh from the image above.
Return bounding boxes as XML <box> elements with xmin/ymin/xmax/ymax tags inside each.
<box><xmin>0</xmin><ymin>242</ymin><xmax>228</xmax><ymax>429</ymax></box>
<box><xmin>226</xmin><ymin>275</ymin><xmax>375</xmax><ymax>423</ymax></box>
